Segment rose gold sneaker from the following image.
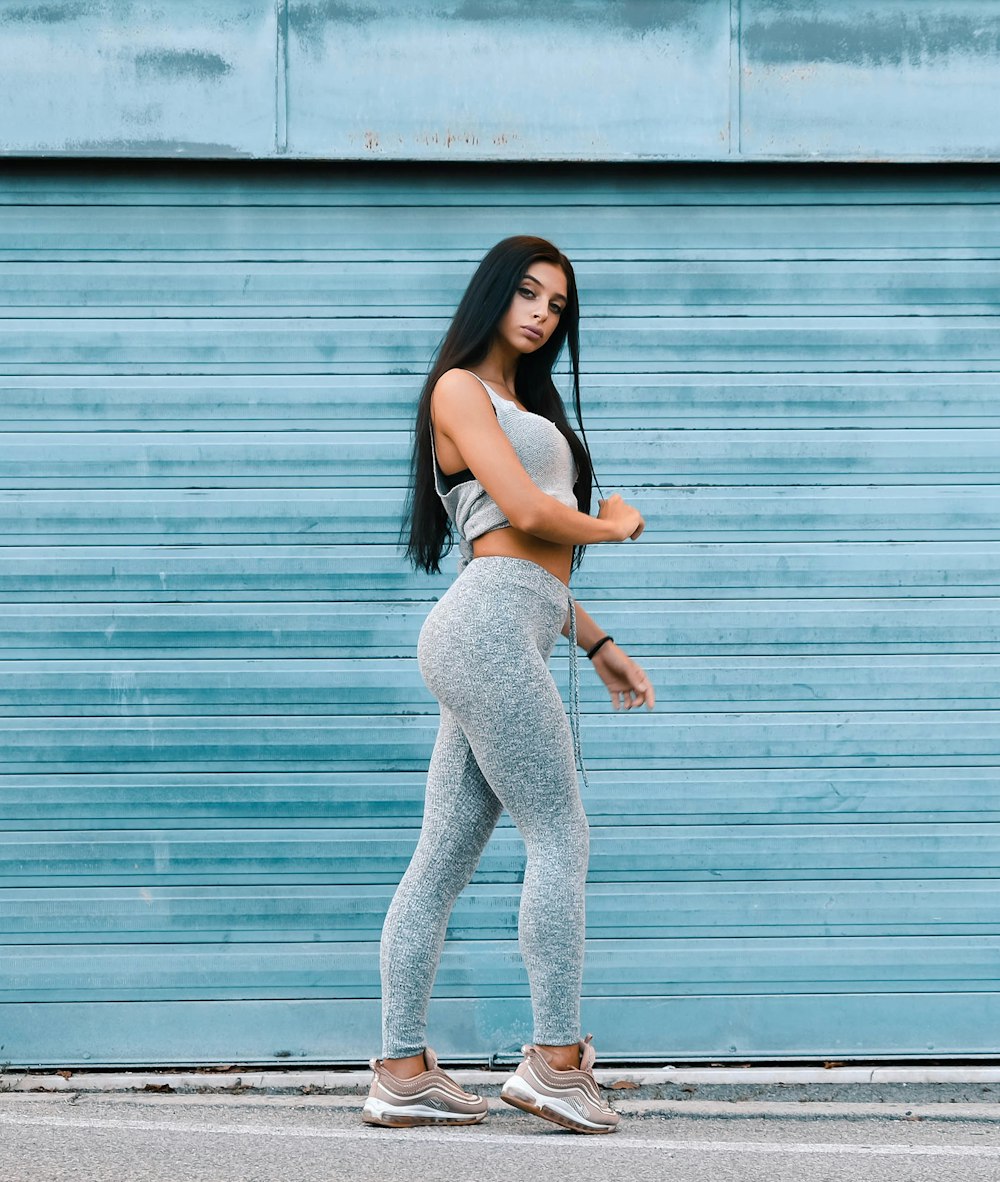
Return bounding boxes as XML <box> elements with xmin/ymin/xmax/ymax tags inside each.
<box><xmin>500</xmin><ymin>1034</ymin><xmax>620</xmax><ymax>1134</ymax></box>
<box><xmin>361</xmin><ymin>1046</ymin><xmax>488</xmax><ymax>1128</ymax></box>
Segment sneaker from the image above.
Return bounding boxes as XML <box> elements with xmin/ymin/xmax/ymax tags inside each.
<box><xmin>500</xmin><ymin>1034</ymin><xmax>620</xmax><ymax>1134</ymax></box>
<box><xmin>361</xmin><ymin>1046</ymin><xmax>488</xmax><ymax>1128</ymax></box>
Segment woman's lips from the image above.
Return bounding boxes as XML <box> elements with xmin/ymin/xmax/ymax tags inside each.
<box><xmin>522</xmin><ymin>325</ymin><xmax>543</xmax><ymax>340</ymax></box>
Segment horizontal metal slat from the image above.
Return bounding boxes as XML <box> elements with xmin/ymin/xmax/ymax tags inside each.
<box><xmin>0</xmin><ymin>600</ymin><xmax>997</xmax><ymax>657</ymax></box>
<box><xmin>2</xmin><ymin>373</ymin><xmax>1000</xmax><ymax>428</ymax></box>
<box><xmin>1</xmin><ymin>166</ymin><xmax>997</xmax><ymax>205</ymax></box>
<box><xmin>6</xmin><ymin>935</ymin><xmax>1000</xmax><ymax>1000</ymax></box>
<box><xmin>0</xmin><ymin>164</ymin><xmax>997</xmax><ymax>205</ymax></box>
<box><xmin>2</xmin><ymin>487</ymin><xmax>999</xmax><ymax>540</ymax></box>
<box><xmin>1</xmin><ymin>428</ymin><xmax>998</xmax><ymax>484</ymax></box>
<box><xmin>3</xmin><ymin>880</ymin><xmax>999</xmax><ymax>941</ymax></box>
<box><xmin>3</xmin><ymin>203</ymin><xmax>999</xmax><ymax>252</ymax></box>
<box><xmin>4</xmin><ymin>823</ymin><xmax>1000</xmax><ymax>887</ymax></box>
<box><xmin>5</xmin><ymin>316</ymin><xmax>1000</xmax><ymax>371</ymax></box>
<box><xmin>1</xmin><ymin>767</ymin><xmax>995</xmax><ymax>826</ymax></box>
<box><xmin>0</xmin><ymin>557</ymin><xmax>991</xmax><ymax>600</ymax></box>
<box><xmin>1</xmin><ymin>542</ymin><xmax>997</xmax><ymax>599</ymax></box>
<box><xmin>3</xmin><ymin>991</ymin><xmax>994</xmax><ymax>1066</ymax></box>
<box><xmin>4</xmin><ymin>258</ymin><xmax>1000</xmax><ymax>309</ymax></box>
<box><xmin>0</xmin><ymin>654</ymin><xmax>996</xmax><ymax>714</ymax></box>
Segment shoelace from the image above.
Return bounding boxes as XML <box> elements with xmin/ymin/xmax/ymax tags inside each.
<box><xmin>567</xmin><ymin>596</ymin><xmax>592</xmax><ymax>796</ymax></box>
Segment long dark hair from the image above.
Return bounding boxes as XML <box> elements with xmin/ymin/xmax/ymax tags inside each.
<box><xmin>399</xmin><ymin>235</ymin><xmax>603</xmax><ymax>576</ymax></box>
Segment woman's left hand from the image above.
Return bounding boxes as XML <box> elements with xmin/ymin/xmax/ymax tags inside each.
<box><xmin>591</xmin><ymin>643</ymin><xmax>655</xmax><ymax>711</ymax></box>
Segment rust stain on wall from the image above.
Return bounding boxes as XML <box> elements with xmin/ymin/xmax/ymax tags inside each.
<box><xmin>412</xmin><ymin>129</ymin><xmax>481</xmax><ymax>148</ymax></box>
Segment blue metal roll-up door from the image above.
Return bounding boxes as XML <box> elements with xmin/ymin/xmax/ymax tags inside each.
<box><xmin>1</xmin><ymin>162</ymin><xmax>998</xmax><ymax>1068</ymax></box>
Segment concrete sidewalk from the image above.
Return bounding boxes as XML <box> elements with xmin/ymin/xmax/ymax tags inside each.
<box><xmin>4</xmin><ymin>1064</ymin><xmax>1000</xmax><ymax>1114</ymax></box>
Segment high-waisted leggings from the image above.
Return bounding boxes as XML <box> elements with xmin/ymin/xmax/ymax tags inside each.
<box><xmin>378</xmin><ymin>554</ymin><xmax>591</xmax><ymax>1059</ymax></box>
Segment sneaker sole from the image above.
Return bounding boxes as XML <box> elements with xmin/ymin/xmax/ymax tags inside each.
<box><xmin>361</xmin><ymin>1097</ymin><xmax>487</xmax><ymax>1128</ymax></box>
<box><xmin>500</xmin><ymin>1076</ymin><xmax>618</xmax><ymax>1135</ymax></box>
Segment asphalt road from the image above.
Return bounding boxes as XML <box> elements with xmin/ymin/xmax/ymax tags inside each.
<box><xmin>3</xmin><ymin>1092</ymin><xmax>1000</xmax><ymax>1182</ymax></box>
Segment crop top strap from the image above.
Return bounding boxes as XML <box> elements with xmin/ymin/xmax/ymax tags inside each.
<box><xmin>458</xmin><ymin>368</ymin><xmax>498</xmax><ymax>401</ymax></box>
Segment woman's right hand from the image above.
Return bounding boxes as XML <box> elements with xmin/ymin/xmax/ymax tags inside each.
<box><xmin>598</xmin><ymin>493</ymin><xmax>645</xmax><ymax>541</ymax></box>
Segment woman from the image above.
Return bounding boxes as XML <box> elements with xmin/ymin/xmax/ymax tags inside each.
<box><xmin>363</xmin><ymin>236</ymin><xmax>653</xmax><ymax>1135</ymax></box>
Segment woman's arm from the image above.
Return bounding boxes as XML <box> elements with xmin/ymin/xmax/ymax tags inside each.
<box><xmin>432</xmin><ymin>370</ymin><xmax>633</xmax><ymax>546</ymax></box>
<box><xmin>560</xmin><ymin>599</ymin><xmax>606</xmax><ymax>651</ymax></box>
<box><xmin>563</xmin><ymin>600</ymin><xmax>655</xmax><ymax>711</ymax></box>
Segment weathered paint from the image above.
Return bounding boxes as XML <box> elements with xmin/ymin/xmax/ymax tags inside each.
<box><xmin>286</xmin><ymin>0</ymin><xmax>731</xmax><ymax>159</ymax></box>
<box><xmin>0</xmin><ymin>161</ymin><xmax>999</xmax><ymax>1066</ymax></box>
<box><xmin>1</xmin><ymin>1</ymin><xmax>999</xmax><ymax>159</ymax></box>
<box><xmin>742</xmin><ymin>0</ymin><xmax>1000</xmax><ymax>159</ymax></box>
<box><xmin>745</xmin><ymin>3</ymin><xmax>1000</xmax><ymax>66</ymax></box>
<box><xmin>0</xmin><ymin>1</ymin><xmax>277</xmax><ymax>157</ymax></box>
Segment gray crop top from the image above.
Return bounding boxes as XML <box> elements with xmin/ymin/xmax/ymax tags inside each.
<box><xmin>429</xmin><ymin>370</ymin><xmax>579</xmax><ymax>572</ymax></box>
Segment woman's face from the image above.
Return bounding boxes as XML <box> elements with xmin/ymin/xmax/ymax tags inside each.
<box><xmin>494</xmin><ymin>260</ymin><xmax>569</xmax><ymax>355</ymax></box>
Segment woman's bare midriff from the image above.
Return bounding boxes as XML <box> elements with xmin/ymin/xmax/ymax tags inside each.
<box><xmin>471</xmin><ymin>525</ymin><xmax>573</xmax><ymax>588</ymax></box>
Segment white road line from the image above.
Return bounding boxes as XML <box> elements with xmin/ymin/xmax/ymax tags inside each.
<box><xmin>1</xmin><ymin>1112</ymin><xmax>999</xmax><ymax>1157</ymax></box>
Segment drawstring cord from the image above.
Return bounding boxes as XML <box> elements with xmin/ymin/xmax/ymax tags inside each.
<box><xmin>567</xmin><ymin>596</ymin><xmax>592</xmax><ymax>796</ymax></box>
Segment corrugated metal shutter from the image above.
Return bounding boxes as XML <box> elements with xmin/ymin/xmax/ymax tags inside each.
<box><xmin>2</xmin><ymin>162</ymin><xmax>998</xmax><ymax>1068</ymax></box>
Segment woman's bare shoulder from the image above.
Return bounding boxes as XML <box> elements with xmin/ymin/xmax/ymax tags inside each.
<box><xmin>431</xmin><ymin>368</ymin><xmax>493</xmax><ymax>426</ymax></box>
<box><xmin>434</xmin><ymin>367</ymin><xmax>481</xmax><ymax>392</ymax></box>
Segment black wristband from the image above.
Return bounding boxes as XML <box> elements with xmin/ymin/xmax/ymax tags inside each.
<box><xmin>586</xmin><ymin>634</ymin><xmax>614</xmax><ymax>660</ymax></box>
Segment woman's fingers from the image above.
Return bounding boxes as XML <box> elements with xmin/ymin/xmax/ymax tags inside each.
<box><xmin>611</xmin><ymin>684</ymin><xmax>653</xmax><ymax>710</ymax></box>
<box><xmin>632</xmin><ymin>673</ymin><xmax>655</xmax><ymax>710</ymax></box>
<box><xmin>604</xmin><ymin>661</ymin><xmax>655</xmax><ymax>711</ymax></box>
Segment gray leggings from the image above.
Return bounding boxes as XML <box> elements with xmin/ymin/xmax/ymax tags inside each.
<box><xmin>379</xmin><ymin>555</ymin><xmax>591</xmax><ymax>1059</ymax></box>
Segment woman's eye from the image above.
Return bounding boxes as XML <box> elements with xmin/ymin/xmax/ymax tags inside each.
<box><xmin>518</xmin><ymin>286</ymin><xmax>563</xmax><ymax>313</ymax></box>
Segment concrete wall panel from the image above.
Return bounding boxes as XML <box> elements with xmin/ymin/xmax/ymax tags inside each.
<box><xmin>0</xmin><ymin>0</ymin><xmax>278</xmax><ymax>156</ymax></box>
<box><xmin>741</xmin><ymin>0</ymin><xmax>1000</xmax><ymax>159</ymax></box>
<box><xmin>286</xmin><ymin>0</ymin><xmax>733</xmax><ymax>159</ymax></box>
